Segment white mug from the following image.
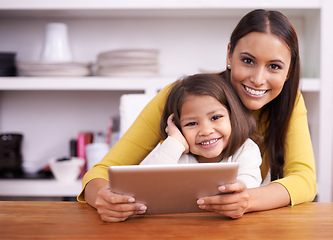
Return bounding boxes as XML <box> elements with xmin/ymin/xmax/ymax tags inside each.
<box><xmin>85</xmin><ymin>143</ymin><xmax>110</xmax><ymax>171</ymax></box>
<box><xmin>40</xmin><ymin>23</ymin><xmax>72</xmax><ymax>62</ymax></box>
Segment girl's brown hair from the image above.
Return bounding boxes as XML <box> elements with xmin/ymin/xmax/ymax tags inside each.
<box><xmin>160</xmin><ymin>73</ymin><xmax>256</xmax><ymax>159</ymax></box>
<box><xmin>227</xmin><ymin>9</ymin><xmax>300</xmax><ymax>180</ymax></box>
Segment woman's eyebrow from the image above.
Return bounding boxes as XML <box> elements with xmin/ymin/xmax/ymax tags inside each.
<box><xmin>240</xmin><ymin>51</ymin><xmax>256</xmax><ymax>59</ymax></box>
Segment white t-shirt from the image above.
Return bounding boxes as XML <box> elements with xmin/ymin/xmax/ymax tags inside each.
<box><xmin>140</xmin><ymin>136</ymin><xmax>262</xmax><ymax>188</ymax></box>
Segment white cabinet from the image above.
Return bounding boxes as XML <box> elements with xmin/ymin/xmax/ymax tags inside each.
<box><xmin>0</xmin><ymin>0</ymin><xmax>332</xmax><ymax>201</ymax></box>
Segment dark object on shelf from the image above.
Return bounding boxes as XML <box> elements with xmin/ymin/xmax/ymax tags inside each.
<box><xmin>0</xmin><ymin>133</ymin><xmax>23</xmax><ymax>176</ymax></box>
<box><xmin>0</xmin><ymin>52</ymin><xmax>17</xmax><ymax>76</ymax></box>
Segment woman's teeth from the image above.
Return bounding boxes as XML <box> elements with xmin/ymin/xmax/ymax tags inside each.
<box><xmin>245</xmin><ymin>86</ymin><xmax>266</xmax><ymax>96</ymax></box>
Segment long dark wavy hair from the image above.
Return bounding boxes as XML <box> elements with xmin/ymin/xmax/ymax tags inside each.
<box><xmin>226</xmin><ymin>9</ymin><xmax>300</xmax><ymax>180</ymax></box>
<box><xmin>160</xmin><ymin>73</ymin><xmax>256</xmax><ymax>159</ymax></box>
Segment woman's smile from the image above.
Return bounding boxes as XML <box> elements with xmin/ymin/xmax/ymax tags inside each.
<box><xmin>243</xmin><ymin>84</ymin><xmax>268</xmax><ymax>98</ymax></box>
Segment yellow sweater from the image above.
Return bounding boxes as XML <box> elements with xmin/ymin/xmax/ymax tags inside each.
<box><xmin>78</xmin><ymin>83</ymin><xmax>316</xmax><ymax>206</ymax></box>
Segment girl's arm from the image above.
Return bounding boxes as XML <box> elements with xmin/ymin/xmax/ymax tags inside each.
<box><xmin>230</xmin><ymin>139</ymin><xmax>262</xmax><ymax>189</ymax></box>
<box><xmin>139</xmin><ymin>136</ymin><xmax>185</xmax><ymax>165</ymax></box>
<box><xmin>140</xmin><ymin>113</ymin><xmax>188</xmax><ymax>165</ymax></box>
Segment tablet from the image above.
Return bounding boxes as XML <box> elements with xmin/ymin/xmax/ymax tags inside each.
<box><xmin>108</xmin><ymin>162</ymin><xmax>239</xmax><ymax>215</ymax></box>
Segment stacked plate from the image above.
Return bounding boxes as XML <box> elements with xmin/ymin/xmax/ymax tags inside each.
<box><xmin>17</xmin><ymin>62</ymin><xmax>91</xmax><ymax>77</ymax></box>
<box><xmin>96</xmin><ymin>49</ymin><xmax>159</xmax><ymax>76</ymax></box>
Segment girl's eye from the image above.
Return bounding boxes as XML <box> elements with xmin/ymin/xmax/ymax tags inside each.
<box><xmin>212</xmin><ymin>115</ymin><xmax>222</xmax><ymax>121</ymax></box>
<box><xmin>184</xmin><ymin>122</ymin><xmax>197</xmax><ymax>127</ymax></box>
<box><xmin>270</xmin><ymin>64</ymin><xmax>281</xmax><ymax>70</ymax></box>
<box><xmin>242</xmin><ymin>57</ymin><xmax>254</xmax><ymax>65</ymax></box>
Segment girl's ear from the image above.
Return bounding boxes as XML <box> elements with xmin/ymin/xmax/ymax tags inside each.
<box><xmin>226</xmin><ymin>43</ymin><xmax>232</xmax><ymax>67</ymax></box>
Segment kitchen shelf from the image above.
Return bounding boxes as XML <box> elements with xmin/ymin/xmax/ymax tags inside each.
<box><xmin>0</xmin><ymin>77</ymin><xmax>319</xmax><ymax>92</ymax></box>
<box><xmin>0</xmin><ymin>179</ymin><xmax>82</xmax><ymax>197</ymax></box>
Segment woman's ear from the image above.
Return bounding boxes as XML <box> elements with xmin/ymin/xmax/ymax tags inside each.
<box><xmin>226</xmin><ymin>43</ymin><xmax>232</xmax><ymax>67</ymax></box>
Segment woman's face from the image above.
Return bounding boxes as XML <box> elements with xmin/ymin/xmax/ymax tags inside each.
<box><xmin>227</xmin><ymin>32</ymin><xmax>291</xmax><ymax>110</ymax></box>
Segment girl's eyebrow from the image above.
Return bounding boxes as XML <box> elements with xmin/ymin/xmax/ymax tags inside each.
<box><xmin>240</xmin><ymin>51</ymin><xmax>285</xmax><ymax>66</ymax></box>
<box><xmin>180</xmin><ymin>117</ymin><xmax>195</xmax><ymax>123</ymax></box>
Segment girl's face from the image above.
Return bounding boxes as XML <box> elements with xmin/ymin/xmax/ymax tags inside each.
<box><xmin>180</xmin><ymin>94</ymin><xmax>231</xmax><ymax>163</ymax></box>
<box><xmin>227</xmin><ymin>32</ymin><xmax>291</xmax><ymax>110</ymax></box>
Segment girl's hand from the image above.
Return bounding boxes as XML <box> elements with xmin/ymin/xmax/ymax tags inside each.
<box><xmin>165</xmin><ymin>113</ymin><xmax>189</xmax><ymax>153</ymax></box>
<box><xmin>94</xmin><ymin>184</ymin><xmax>147</xmax><ymax>222</ymax></box>
<box><xmin>196</xmin><ymin>180</ymin><xmax>250</xmax><ymax>219</ymax></box>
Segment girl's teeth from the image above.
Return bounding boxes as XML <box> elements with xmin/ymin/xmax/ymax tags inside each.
<box><xmin>201</xmin><ymin>139</ymin><xmax>218</xmax><ymax>145</ymax></box>
<box><xmin>245</xmin><ymin>86</ymin><xmax>266</xmax><ymax>96</ymax></box>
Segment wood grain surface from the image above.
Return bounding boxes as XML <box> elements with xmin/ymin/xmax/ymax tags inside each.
<box><xmin>0</xmin><ymin>201</ymin><xmax>332</xmax><ymax>240</ymax></box>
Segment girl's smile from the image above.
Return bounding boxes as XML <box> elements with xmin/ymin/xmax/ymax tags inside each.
<box><xmin>197</xmin><ymin>137</ymin><xmax>222</xmax><ymax>147</ymax></box>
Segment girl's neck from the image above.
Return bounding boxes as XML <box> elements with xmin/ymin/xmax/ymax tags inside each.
<box><xmin>196</xmin><ymin>155</ymin><xmax>223</xmax><ymax>163</ymax></box>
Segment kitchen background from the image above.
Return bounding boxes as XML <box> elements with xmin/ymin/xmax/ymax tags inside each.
<box><xmin>0</xmin><ymin>0</ymin><xmax>332</xmax><ymax>202</ymax></box>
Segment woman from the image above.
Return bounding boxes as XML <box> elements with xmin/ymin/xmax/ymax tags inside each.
<box><xmin>78</xmin><ymin>9</ymin><xmax>316</xmax><ymax>222</ymax></box>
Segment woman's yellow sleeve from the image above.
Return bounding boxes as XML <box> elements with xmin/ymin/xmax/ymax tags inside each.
<box><xmin>77</xmin><ymin>83</ymin><xmax>175</xmax><ymax>202</ymax></box>
<box><xmin>273</xmin><ymin>92</ymin><xmax>317</xmax><ymax>205</ymax></box>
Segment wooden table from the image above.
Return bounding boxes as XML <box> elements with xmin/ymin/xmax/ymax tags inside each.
<box><xmin>0</xmin><ymin>201</ymin><xmax>332</xmax><ymax>239</ymax></box>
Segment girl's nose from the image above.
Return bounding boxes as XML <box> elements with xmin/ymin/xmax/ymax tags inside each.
<box><xmin>198</xmin><ymin>123</ymin><xmax>214</xmax><ymax>136</ymax></box>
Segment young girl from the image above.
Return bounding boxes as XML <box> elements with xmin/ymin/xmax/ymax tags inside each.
<box><xmin>79</xmin><ymin>9</ymin><xmax>316</xmax><ymax>223</ymax></box>
<box><xmin>140</xmin><ymin>73</ymin><xmax>262</xmax><ymax>189</ymax></box>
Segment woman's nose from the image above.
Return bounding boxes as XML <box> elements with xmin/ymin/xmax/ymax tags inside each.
<box><xmin>250</xmin><ymin>67</ymin><xmax>266</xmax><ymax>86</ymax></box>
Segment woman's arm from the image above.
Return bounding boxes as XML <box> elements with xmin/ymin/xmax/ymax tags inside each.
<box><xmin>247</xmin><ymin>182</ymin><xmax>291</xmax><ymax>212</ymax></box>
<box><xmin>197</xmin><ymin>181</ymin><xmax>290</xmax><ymax>219</ymax></box>
<box><xmin>273</xmin><ymin>92</ymin><xmax>317</xmax><ymax>205</ymax></box>
<box><xmin>84</xmin><ymin>178</ymin><xmax>147</xmax><ymax>222</ymax></box>
<box><xmin>77</xmin><ymin>83</ymin><xmax>176</xmax><ymax>203</ymax></box>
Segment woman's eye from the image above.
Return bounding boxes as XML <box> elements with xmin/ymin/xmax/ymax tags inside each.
<box><xmin>242</xmin><ymin>58</ymin><xmax>253</xmax><ymax>65</ymax></box>
<box><xmin>270</xmin><ymin>64</ymin><xmax>281</xmax><ymax>70</ymax></box>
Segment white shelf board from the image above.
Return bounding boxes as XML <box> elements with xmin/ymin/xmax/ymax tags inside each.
<box><xmin>300</xmin><ymin>78</ymin><xmax>320</xmax><ymax>92</ymax></box>
<box><xmin>0</xmin><ymin>179</ymin><xmax>82</xmax><ymax>197</ymax></box>
<box><xmin>0</xmin><ymin>0</ymin><xmax>321</xmax><ymax>9</ymax></box>
<box><xmin>0</xmin><ymin>77</ymin><xmax>320</xmax><ymax>92</ymax></box>
<box><xmin>0</xmin><ymin>76</ymin><xmax>176</xmax><ymax>93</ymax></box>
<box><xmin>0</xmin><ymin>0</ymin><xmax>321</xmax><ymax>18</ymax></box>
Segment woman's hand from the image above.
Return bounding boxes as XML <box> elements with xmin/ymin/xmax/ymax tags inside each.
<box><xmin>165</xmin><ymin>113</ymin><xmax>189</xmax><ymax>153</ymax></box>
<box><xmin>94</xmin><ymin>184</ymin><xmax>147</xmax><ymax>222</ymax></box>
<box><xmin>196</xmin><ymin>180</ymin><xmax>250</xmax><ymax>219</ymax></box>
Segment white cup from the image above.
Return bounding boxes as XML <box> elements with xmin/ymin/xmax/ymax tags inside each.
<box><xmin>40</xmin><ymin>23</ymin><xmax>73</xmax><ymax>62</ymax></box>
<box><xmin>49</xmin><ymin>157</ymin><xmax>85</xmax><ymax>182</ymax></box>
<box><xmin>85</xmin><ymin>143</ymin><xmax>110</xmax><ymax>171</ymax></box>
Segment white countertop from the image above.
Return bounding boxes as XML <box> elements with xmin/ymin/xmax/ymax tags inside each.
<box><xmin>0</xmin><ymin>179</ymin><xmax>82</xmax><ymax>197</ymax></box>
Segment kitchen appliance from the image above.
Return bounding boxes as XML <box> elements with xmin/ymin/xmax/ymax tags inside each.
<box><xmin>0</xmin><ymin>133</ymin><xmax>23</xmax><ymax>177</ymax></box>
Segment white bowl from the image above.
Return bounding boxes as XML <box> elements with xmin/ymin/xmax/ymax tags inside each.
<box><xmin>49</xmin><ymin>157</ymin><xmax>85</xmax><ymax>182</ymax></box>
